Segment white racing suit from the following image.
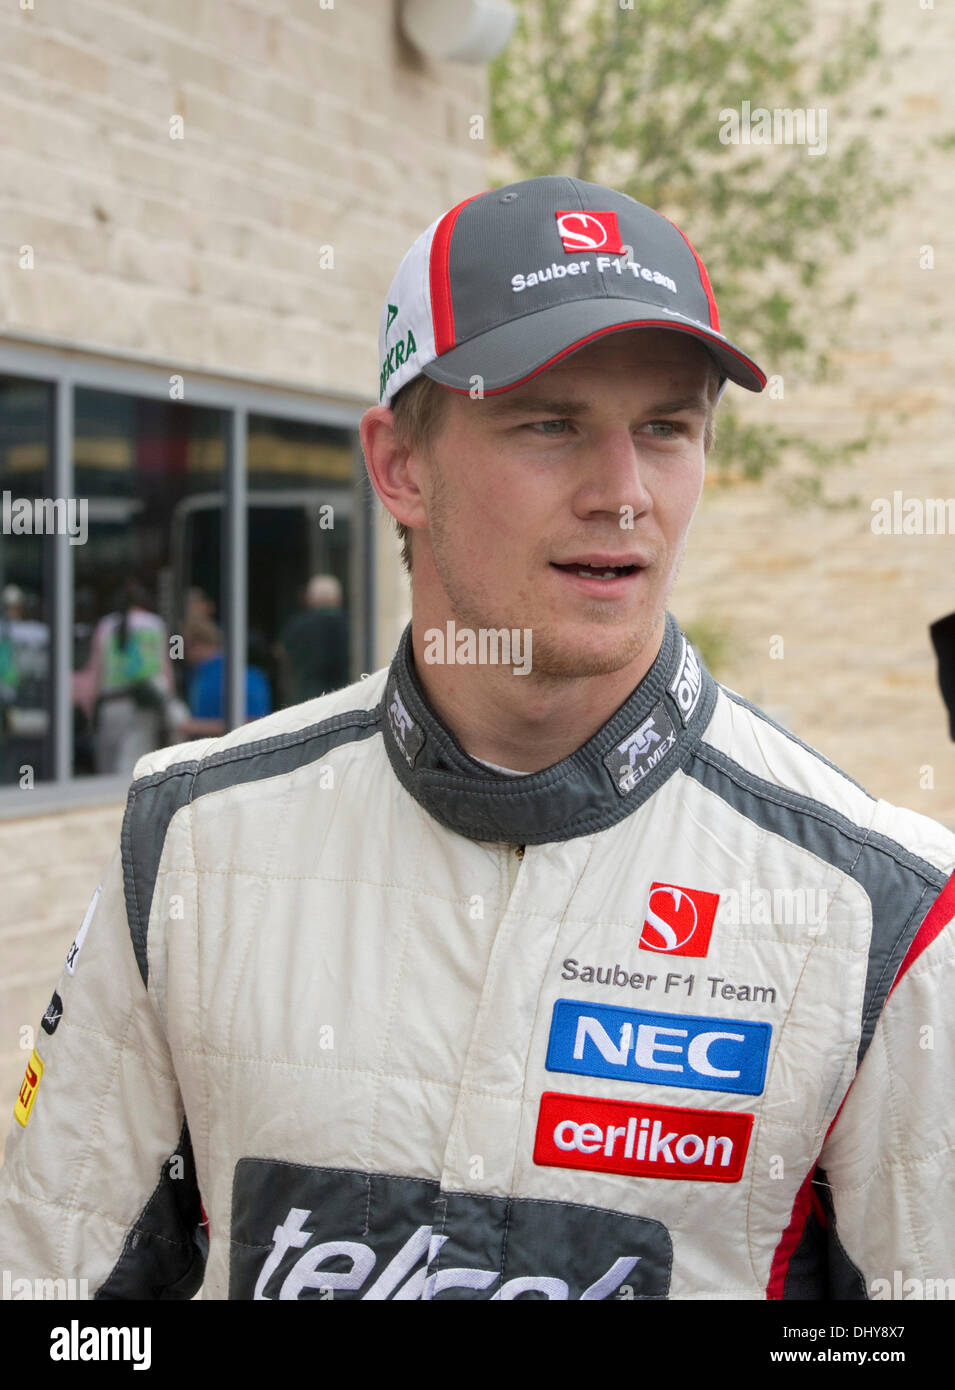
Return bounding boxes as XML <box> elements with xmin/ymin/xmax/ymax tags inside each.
<box><xmin>1</xmin><ymin>611</ymin><xmax>953</xmax><ymax>1300</ymax></box>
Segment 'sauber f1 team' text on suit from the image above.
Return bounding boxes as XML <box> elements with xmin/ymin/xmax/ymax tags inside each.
<box><xmin>1</xmin><ymin>611</ymin><xmax>953</xmax><ymax>1300</ymax></box>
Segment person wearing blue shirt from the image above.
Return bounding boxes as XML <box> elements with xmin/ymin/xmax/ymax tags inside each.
<box><xmin>177</xmin><ymin>617</ymin><xmax>271</xmax><ymax>738</ymax></box>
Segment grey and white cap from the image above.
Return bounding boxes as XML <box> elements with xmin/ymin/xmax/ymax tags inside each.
<box><xmin>377</xmin><ymin>174</ymin><xmax>766</xmax><ymax>408</ymax></box>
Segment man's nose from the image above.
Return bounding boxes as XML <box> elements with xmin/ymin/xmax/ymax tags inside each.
<box><xmin>574</xmin><ymin>429</ymin><xmax>655</xmax><ymax>518</ymax></box>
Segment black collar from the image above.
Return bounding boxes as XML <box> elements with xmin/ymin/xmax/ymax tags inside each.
<box><xmin>380</xmin><ymin>610</ymin><xmax>717</xmax><ymax>844</ymax></box>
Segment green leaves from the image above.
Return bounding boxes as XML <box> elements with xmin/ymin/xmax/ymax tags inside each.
<box><xmin>489</xmin><ymin>0</ymin><xmax>905</xmax><ymax>494</ymax></box>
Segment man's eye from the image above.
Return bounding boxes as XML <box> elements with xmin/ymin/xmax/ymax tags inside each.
<box><xmin>524</xmin><ymin>419</ymin><xmax>688</xmax><ymax>438</ymax></box>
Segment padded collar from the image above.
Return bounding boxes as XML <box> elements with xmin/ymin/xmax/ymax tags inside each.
<box><xmin>380</xmin><ymin>610</ymin><xmax>717</xmax><ymax>844</ymax></box>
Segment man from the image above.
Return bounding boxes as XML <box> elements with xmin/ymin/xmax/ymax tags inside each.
<box><xmin>276</xmin><ymin>573</ymin><xmax>350</xmax><ymax>703</ymax></box>
<box><xmin>82</xmin><ymin>580</ymin><xmax>176</xmax><ymax>777</ymax></box>
<box><xmin>174</xmin><ymin>617</ymin><xmax>272</xmax><ymax>739</ymax></box>
<box><xmin>1</xmin><ymin>176</ymin><xmax>952</xmax><ymax>1301</ymax></box>
<box><xmin>0</xmin><ymin>583</ymin><xmax>50</xmax><ymax>783</ymax></box>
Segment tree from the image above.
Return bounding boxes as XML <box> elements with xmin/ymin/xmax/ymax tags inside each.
<box><xmin>489</xmin><ymin>0</ymin><xmax>901</xmax><ymax>497</ymax></box>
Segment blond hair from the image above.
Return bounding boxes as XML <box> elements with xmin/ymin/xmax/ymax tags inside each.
<box><xmin>388</xmin><ymin>374</ymin><xmax>449</xmax><ymax>578</ymax></box>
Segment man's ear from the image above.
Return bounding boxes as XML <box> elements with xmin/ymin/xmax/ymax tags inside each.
<box><xmin>359</xmin><ymin>406</ymin><xmax>429</xmax><ymax>533</ymax></box>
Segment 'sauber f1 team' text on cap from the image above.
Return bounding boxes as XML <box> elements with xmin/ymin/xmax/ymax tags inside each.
<box><xmin>378</xmin><ymin>174</ymin><xmax>766</xmax><ymax>408</ymax></box>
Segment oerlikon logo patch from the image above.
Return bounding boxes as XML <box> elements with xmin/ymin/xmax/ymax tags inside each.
<box><xmin>534</xmin><ymin>1092</ymin><xmax>753</xmax><ymax>1182</ymax></box>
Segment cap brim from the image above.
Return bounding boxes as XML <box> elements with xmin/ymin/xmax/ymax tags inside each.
<box><xmin>423</xmin><ymin>297</ymin><xmax>766</xmax><ymax>395</ymax></box>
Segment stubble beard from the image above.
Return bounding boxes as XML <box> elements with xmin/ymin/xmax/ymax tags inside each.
<box><xmin>426</xmin><ymin>462</ymin><xmax>673</xmax><ymax>685</ymax></box>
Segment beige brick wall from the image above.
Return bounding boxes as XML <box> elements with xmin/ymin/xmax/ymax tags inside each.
<box><xmin>0</xmin><ymin>0</ymin><xmax>488</xmax><ymax>656</ymax></box>
<box><xmin>673</xmin><ymin>0</ymin><xmax>955</xmax><ymax>828</ymax></box>
<box><xmin>0</xmin><ymin>0</ymin><xmax>487</xmax><ymax>1142</ymax></box>
<box><xmin>0</xmin><ymin>804</ymin><xmax>123</xmax><ymax>1162</ymax></box>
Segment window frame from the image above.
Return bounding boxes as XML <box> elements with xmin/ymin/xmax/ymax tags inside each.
<box><xmin>0</xmin><ymin>339</ymin><xmax>372</xmax><ymax>818</ymax></box>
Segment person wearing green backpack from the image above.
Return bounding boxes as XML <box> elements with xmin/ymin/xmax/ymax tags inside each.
<box><xmin>87</xmin><ymin>579</ymin><xmax>176</xmax><ymax>776</ymax></box>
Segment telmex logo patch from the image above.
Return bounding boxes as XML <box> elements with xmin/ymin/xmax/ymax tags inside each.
<box><xmin>603</xmin><ymin>704</ymin><xmax>678</xmax><ymax>796</ymax></box>
<box><xmin>385</xmin><ymin>678</ymin><xmax>424</xmax><ymax>767</ymax></box>
<box><xmin>546</xmin><ymin>999</ymin><xmax>772</xmax><ymax>1096</ymax></box>
<box><xmin>534</xmin><ymin>1092</ymin><xmax>753</xmax><ymax>1183</ymax></box>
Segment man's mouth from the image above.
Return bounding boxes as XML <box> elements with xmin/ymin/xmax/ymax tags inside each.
<box><xmin>550</xmin><ymin>557</ymin><xmax>646</xmax><ymax>581</ymax></box>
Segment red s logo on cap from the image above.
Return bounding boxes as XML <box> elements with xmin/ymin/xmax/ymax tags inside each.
<box><xmin>555</xmin><ymin>210</ymin><xmax>625</xmax><ymax>254</ymax></box>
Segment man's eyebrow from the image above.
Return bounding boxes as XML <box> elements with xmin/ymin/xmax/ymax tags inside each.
<box><xmin>481</xmin><ymin>391</ymin><xmax>713</xmax><ymax>417</ymax></box>
<box><xmin>481</xmin><ymin>394</ymin><xmax>589</xmax><ymax>417</ymax></box>
<box><xmin>641</xmin><ymin>393</ymin><xmax>713</xmax><ymax>416</ymax></box>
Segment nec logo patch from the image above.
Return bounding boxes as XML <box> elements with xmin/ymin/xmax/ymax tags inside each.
<box><xmin>534</xmin><ymin>1092</ymin><xmax>753</xmax><ymax>1183</ymax></box>
<box><xmin>639</xmin><ymin>882</ymin><xmax>719</xmax><ymax>957</ymax></box>
<box><xmin>546</xmin><ymin>1000</ymin><xmax>772</xmax><ymax>1096</ymax></box>
<box><xmin>555</xmin><ymin>210</ymin><xmax>625</xmax><ymax>254</ymax></box>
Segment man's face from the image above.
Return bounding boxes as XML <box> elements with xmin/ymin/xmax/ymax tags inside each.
<box><xmin>186</xmin><ymin>638</ymin><xmax>215</xmax><ymax>667</ymax></box>
<box><xmin>417</xmin><ymin>328</ymin><xmax>717</xmax><ymax>679</ymax></box>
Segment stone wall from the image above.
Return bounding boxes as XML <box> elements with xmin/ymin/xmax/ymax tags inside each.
<box><xmin>673</xmin><ymin>0</ymin><xmax>955</xmax><ymax>828</ymax></box>
<box><xmin>0</xmin><ymin>0</ymin><xmax>489</xmax><ymax>662</ymax></box>
<box><xmin>0</xmin><ymin>0</ymin><xmax>486</xmax><ymax>1149</ymax></box>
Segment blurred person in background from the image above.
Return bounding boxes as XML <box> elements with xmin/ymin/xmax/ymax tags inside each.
<box><xmin>185</xmin><ymin>586</ymin><xmax>217</xmax><ymax>626</ymax></box>
<box><xmin>0</xmin><ymin>582</ymin><xmax>50</xmax><ymax>781</ymax></box>
<box><xmin>175</xmin><ymin>616</ymin><xmax>271</xmax><ymax>738</ymax></box>
<box><xmin>82</xmin><ymin>578</ymin><xmax>176</xmax><ymax>776</ymax></box>
<box><xmin>174</xmin><ymin>586</ymin><xmax>218</xmax><ymax>704</ymax></box>
<box><xmin>930</xmin><ymin>612</ymin><xmax>955</xmax><ymax>741</ymax></box>
<box><xmin>71</xmin><ymin>585</ymin><xmax>98</xmax><ymax>774</ymax></box>
<box><xmin>276</xmin><ymin>572</ymin><xmax>349</xmax><ymax>703</ymax></box>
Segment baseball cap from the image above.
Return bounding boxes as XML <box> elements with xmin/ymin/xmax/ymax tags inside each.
<box><xmin>377</xmin><ymin>174</ymin><xmax>766</xmax><ymax>409</ymax></box>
